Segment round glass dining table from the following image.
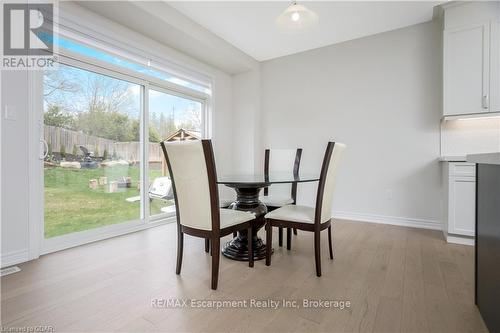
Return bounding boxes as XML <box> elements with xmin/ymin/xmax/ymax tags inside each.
<box><xmin>217</xmin><ymin>173</ymin><xmax>319</xmax><ymax>261</ymax></box>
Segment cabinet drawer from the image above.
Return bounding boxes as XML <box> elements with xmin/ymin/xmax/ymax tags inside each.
<box><xmin>450</xmin><ymin>162</ymin><xmax>476</xmax><ymax>177</ymax></box>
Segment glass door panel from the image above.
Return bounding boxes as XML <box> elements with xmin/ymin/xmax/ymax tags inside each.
<box><xmin>43</xmin><ymin>63</ymin><xmax>142</xmax><ymax>238</ymax></box>
<box><xmin>148</xmin><ymin>88</ymin><xmax>203</xmax><ymax>217</ymax></box>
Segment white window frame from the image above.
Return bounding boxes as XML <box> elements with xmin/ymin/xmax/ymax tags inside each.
<box><xmin>32</xmin><ymin>31</ymin><xmax>212</xmax><ymax>255</ymax></box>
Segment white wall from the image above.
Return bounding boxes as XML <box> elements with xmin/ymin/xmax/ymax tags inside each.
<box><xmin>0</xmin><ymin>3</ymin><xmax>239</xmax><ymax>267</ymax></box>
<box><xmin>1</xmin><ymin>70</ymin><xmax>32</xmax><ymax>266</ymax></box>
<box><xmin>231</xmin><ymin>68</ymin><xmax>261</xmax><ymax>174</ymax></box>
<box><xmin>260</xmin><ymin>21</ymin><xmax>443</xmax><ymax>228</ymax></box>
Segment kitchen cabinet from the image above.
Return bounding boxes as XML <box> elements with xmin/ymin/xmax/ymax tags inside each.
<box><xmin>442</xmin><ymin>2</ymin><xmax>499</xmax><ymax>116</ymax></box>
<box><xmin>491</xmin><ymin>20</ymin><xmax>500</xmax><ymax>112</ymax></box>
<box><xmin>443</xmin><ymin>162</ymin><xmax>476</xmax><ymax>243</ymax></box>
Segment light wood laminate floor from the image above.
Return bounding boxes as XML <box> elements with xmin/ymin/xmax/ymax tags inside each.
<box><xmin>1</xmin><ymin>220</ymin><xmax>487</xmax><ymax>332</ymax></box>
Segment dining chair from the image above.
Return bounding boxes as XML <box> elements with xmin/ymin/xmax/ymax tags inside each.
<box><xmin>264</xmin><ymin>142</ymin><xmax>346</xmax><ymax>277</ymax></box>
<box><xmin>261</xmin><ymin>148</ymin><xmax>302</xmax><ymax>250</ymax></box>
<box><xmin>160</xmin><ymin>139</ymin><xmax>255</xmax><ymax>290</ymax></box>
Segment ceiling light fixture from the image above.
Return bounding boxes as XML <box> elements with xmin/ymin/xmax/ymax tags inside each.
<box><xmin>276</xmin><ymin>1</ymin><xmax>318</xmax><ymax>30</ymax></box>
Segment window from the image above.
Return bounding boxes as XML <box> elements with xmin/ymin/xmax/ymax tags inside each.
<box><xmin>42</xmin><ymin>38</ymin><xmax>209</xmax><ymax>240</ymax></box>
<box><xmin>43</xmin><ymin>63</ymin><xmax>142</xmax><ymax>237</ymax></box>
<box><xmin>148</xmin><ymin>88</ymin><xmax>203</xmax><ymax>217</ymax></box>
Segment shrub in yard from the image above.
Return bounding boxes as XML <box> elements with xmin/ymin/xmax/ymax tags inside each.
<box><xmin>103</xmin><ymin>148</ymin><xmax>108</xmax><ymax>160</ymax></box>
<box><xmin>60</xmin><ymin>145</ymin><xmax>66</xmax><ymax>159</ymax></box>
<box><xmin>112</xmin><ymin>149</ymin><xmax>117</xmax><ymax>160</ymax></box>
<box><xmin>95</xmin><ymin>145</ymin><xmax>100</xmax><ymax>158</ymax></box>
<box><xmin>72</xmin><ymin>144</ymin><xmax>78</xmax><ymax>157</ymax></box>
<box><xmin>45</xmin><ymin>142</ymin><xmax>53</xmax><ymax>162</ymax></box>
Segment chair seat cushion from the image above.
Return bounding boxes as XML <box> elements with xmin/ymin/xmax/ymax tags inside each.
<box><xmin>220</xmin><ymin>209</ymin><xmax>255</xmax><ymax>228</ymax></box>
<box><xmin>219</xmin><ymin>198</ymin><xmax>234</xmax><ymax>208</ymax></box>
<box><xmin>264</xmin><ymin>205</ymin><xmax>316</xmax><ymax>224</ymax></box>
<box><xmin>260</xmin><ymin>195</ymin><xmax>294</xmax><ymax>207</ymax></box>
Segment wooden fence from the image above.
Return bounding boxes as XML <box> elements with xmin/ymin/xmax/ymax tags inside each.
<box><xmin>44</xmin><ymin>125</ymin><xmax>163</xmax><ymax>162</ymax></box>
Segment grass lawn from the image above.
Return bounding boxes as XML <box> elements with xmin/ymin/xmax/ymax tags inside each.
<box><xmin>44</xmin><ymin>165</ymin><xmax>169</xmax><ymax>238</ymax></box>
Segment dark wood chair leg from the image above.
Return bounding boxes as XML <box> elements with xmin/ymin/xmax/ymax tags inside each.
<box><xmin>205</xmin><ymin>238</ymin><xmax>210</xmax><ymax>253</ymax></box>
<box><xmin>286</xmin><ymin>228</ymin><xmax>292</xmax><ymax>250</ymax></box>
<box><xmin>293</xmin><ymin>228</ymin><xmax>297</xmax><ymax>235</ymax></box>
<box><xmin>328</xmin><ymin>226</ymin><xmax>334</xmax><ymax>260</ymax></box>
<box><xmin>278</xmin><ymin>227</ymin><xmax>283</xmax><ymax>247</ymax></box>
<box><xmin>176</xmin><ymin>230</ymin><xmax>184</xmax><ymax>275</ymax></box>
<box><xmin>266</xmin><ymin>223</ymin><xmax>272</xmax><ymax>266</ymax></box>
<box><xmin>211</xmin><ymin>237</ymin><xmax>220</xmax><ymax>290</ymax></box>
<box><xmin>314</xmin><ymin>230</ymin><xmax>321</xmax><ymax>277</ymax></box>
<box><xmin>248</xmin><ymin>226</ymin><xmax>254</xmax><ymax>267</ymax></box>
<box><xmin>233</xmin><ymin>231</ymin><xmax>237</xmax><ymax>237</ymax></box>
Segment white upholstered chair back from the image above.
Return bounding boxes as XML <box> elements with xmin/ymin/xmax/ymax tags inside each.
<box><xmin>162</xmin><ymin>140</ymin><xmax>215</xmax><ymax>231</ymax></box>
<box><xmin>318</xmin><ymin>143</ymin><xmax>346</xmax><ymax>223</ymax></box>
<box><xmin>266</xmin><ymin>149</ymin><xmax>300</xmax><ymax>197</ymax></box>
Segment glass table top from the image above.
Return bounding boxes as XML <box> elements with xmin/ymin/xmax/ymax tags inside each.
<box><xmin>217</xmin><ymin>172</ymin><xmax>320</xmax><ymax>187</ymax></box>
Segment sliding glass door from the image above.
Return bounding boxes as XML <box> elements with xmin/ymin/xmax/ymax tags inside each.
<box><xmin>43</xmin><ymin>63</ymin><xmax>143</xmax><ymax>238</ymax></box>
<box><xmin>41</xmin><ymin>59</ymin><xmax>207</xmax><ymax>248</ymax></box>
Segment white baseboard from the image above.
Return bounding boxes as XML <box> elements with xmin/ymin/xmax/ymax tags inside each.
<box><xmin>446</xmin><ymin>235</ymin><xmax>475</xmax><ymax>246</ymax></box>
<box><xmin>1</xmin><ymin>249</ymin><xmax>29</xmax><ymax>268</ymax></box>
<box><xmin>333</xmin><ymin>211</ymin><xmax>442</xmax><ymax>231</ymax></box>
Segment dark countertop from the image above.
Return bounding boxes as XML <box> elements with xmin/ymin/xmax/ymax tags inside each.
<box><xmin>467</xmin><ymin>153</ymin><xmax>500</xmax><ymax>165</ymax></box>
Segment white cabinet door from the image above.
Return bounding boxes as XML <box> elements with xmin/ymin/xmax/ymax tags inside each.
<box><xmin>448</xmin><ymin>176</ymin><xmax>476</xmax><ymax>236</ymax></box>
<box><xmin>444</xmin><ymin>22</ymin><xmax>490</xmax><ymax>116</ymax></box>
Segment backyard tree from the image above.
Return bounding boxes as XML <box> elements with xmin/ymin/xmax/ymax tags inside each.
<box><xmin>47</xmin><ymin>142</ymin><xmax>52</xmax><ymax>157</ymax></box>
<box><xmin>44</xmin><ymin>63</ymin><xmax>138</xmax><ymax>142</ymax></box>
<box><xmin>76</xmin><ymin>109</ymin><xmax>134</xmax><ymax>142</ymax></box>
<box><xmin>149</xmin><ymin>126</ymin><xmax>162</xmax><ymax>142</ymax></box>
<box><xmin>83</xmin><ymin>71</ymin><xmax>136</xmax><ymax>116</ymax></box>
<box><xmin>44</xmin><ymin>68</ymin><xmax>78</xmax><ymax>99</ymax></box>
<box><xmin>177</xmin><ymin>103</ymin><xmax>202</xmax><ymax>131</ymax></box>
<box><xmin>44</xmin><ymin>105</ymin><xmax>74</xmax><ymax>129</ymax></box>
<box><xmin>60</xmin><ymin>145</ymin><xmax>66</xmax><ymax>159</ymax></box>
<box><xmin>130</xmin><ymin>119</ymin><xmax>162</xmax><ymax>142</ymax></box>
<box><xmin>157</xmin><ymin>111</ymin><xmax>177</xmax><ymax>138</ymax></box>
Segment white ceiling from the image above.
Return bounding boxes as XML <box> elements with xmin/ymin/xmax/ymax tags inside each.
<box><xmin>75</xmin><ymin>1</ymin><xmax>258</xmax><ymax>74</ymax></box>
<box><xmin>168</xmin><ymin>1</ymin><xmax>443</xmax><ymax>61</ymax></box>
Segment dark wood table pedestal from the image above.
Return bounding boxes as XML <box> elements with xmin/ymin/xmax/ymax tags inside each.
<box><xmin>222</xmin><ymin>186</ymin><xmax>269</xmax><ymax>261</ymax></box>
